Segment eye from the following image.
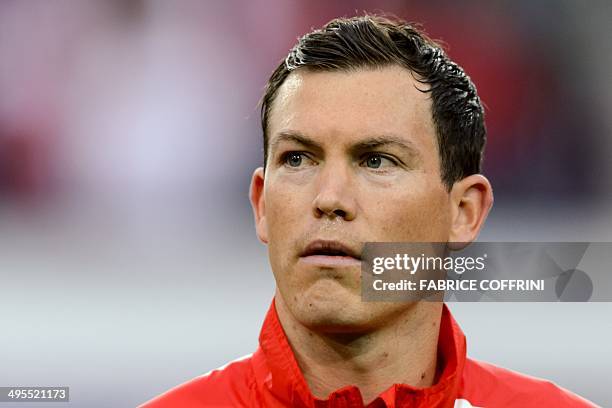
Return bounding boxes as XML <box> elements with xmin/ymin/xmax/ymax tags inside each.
<box><xmin>361</xmin><ymin>154</ymin><xmax>397</xmax><ymax>169</ymax></box>
<box><xmin>286</xmin><ymin>152</ymin><xmax>303</xmax><ymax>167</ymax></box>
<box><xmin>281</xmin><ymin>151</ymin><xmax>313</xmax><ymax>168</ymax></box>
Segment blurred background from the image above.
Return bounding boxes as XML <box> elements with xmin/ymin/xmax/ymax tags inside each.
<box><xmin>0</xmin><ymin>0</ymin><xmax>610</xmax><ymax>406</ymax></box>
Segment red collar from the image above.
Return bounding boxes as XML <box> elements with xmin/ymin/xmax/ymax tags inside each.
<box><xmin>252</xmin><ymin>299</ymin><xmax>467</xmax><ymax>407</ymax></box>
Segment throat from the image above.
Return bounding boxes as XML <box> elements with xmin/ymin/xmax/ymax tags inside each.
<box><xmin>275</xmin><ymin>295</ymin><xmax>443</xmax><ymax>403</ymax></box>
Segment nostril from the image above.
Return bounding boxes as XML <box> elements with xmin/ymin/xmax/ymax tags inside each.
<box><xmin>313</xmin><ymin>203</ymin><xmax>350</xmax><ymax>219</ymax></box>
<box><xmin>333</xmin><ymin>209</ymin><xmax>347</xmax><ymax>218</ymax></box>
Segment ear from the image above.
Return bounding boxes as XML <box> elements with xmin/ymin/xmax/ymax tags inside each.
<box><xmin>249</xmin><ymin>167</ymin><xmax>269</xmax><ymax>244</ymax></box>
<box><xmin>448</xmin><ymin>174</ymin><xmax>493</xmax><ymax>248</ymax></box>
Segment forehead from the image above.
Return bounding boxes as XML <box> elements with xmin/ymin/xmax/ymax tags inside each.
<box><xmin>268</xmin><ymin>65</ymin><xmax>437</xmax><ymax>151</ymax></box>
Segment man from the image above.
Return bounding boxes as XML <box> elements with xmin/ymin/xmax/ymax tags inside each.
<box><xmin>142</xmin><ymin>15</ymin><xmax>595</xmax><ymax>407</ymax></box>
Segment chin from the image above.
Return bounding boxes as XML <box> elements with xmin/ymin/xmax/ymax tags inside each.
<box><xmin>289</xmin><ymin>280</ymin><xmax>374</xmax><ymax>332</ymax></box>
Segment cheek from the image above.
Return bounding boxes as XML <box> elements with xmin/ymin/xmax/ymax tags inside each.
<box><xmin>264</xmin><ymin>181</ymin><xmax>308</xmax><ymax>264</ymax></box>
<box><xmin>362</xmin><ymin>181</ymin><xmax>451</xmax><ymax>241</ymax></box>
<box><xmin>266</xmin><ymin>182</ymin><xmax>300</xmax><ymax>236</ymax></box>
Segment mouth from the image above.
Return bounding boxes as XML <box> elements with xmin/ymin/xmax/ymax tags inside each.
<box><xmin>299</xmin><ymin>239</ymin><xmax>362</xmax><ymax>267</ymax></box>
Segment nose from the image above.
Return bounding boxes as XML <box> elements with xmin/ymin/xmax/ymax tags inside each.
<box><xmin>312</xmin><ymin>161</ymin><xmax>357</xmax><ymax>221</ymax></box>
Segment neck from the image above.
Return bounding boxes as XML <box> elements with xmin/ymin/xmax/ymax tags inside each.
<box><xmin>275</xmin><ymin>295</ymin><xmax>443</xmax><ymax>404</ymax></box>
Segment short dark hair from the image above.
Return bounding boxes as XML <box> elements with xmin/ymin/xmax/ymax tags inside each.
<box><xmin>260</xmin><ymin>14</ymin><xmax>486</xmax><ymax>189</ymax></box>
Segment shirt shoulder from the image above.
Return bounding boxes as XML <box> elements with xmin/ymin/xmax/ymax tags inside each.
<box><xmin>459</xmin><ymin>357</ymin><xmax>597</xmax><ymax>407</ymax></box>
<box><xmin>138</xmin><ymin>353</ymin><xmax>256</xmax><ymax>408</ymax></box>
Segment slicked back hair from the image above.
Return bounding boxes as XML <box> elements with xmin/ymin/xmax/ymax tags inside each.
<box><xmin>260</xmin><ymin>14</ymin><xmax>486</xmax><ymax>190</ymax></box>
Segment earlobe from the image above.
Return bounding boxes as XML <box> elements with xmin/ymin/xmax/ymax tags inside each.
<box><xmin>249</xmin><ymin>167</ymin><xmax>269</xmax><ymax>244</ymax></box>
<box><xmin>448</xmin><ymin>174</ymin><xmax>493</xmax><ymax>247</ymax></box>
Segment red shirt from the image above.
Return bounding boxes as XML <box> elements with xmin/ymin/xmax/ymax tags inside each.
<box><xmin>141</xmin><ymin>301</ymin><xmax>596</xmax><ymax>407</ymax></box>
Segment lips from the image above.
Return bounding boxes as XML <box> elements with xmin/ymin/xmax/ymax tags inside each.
<box><xmin>299</xmin><ymin>240</ymin><xmax>362</xmax><ymax>267</ymax></box>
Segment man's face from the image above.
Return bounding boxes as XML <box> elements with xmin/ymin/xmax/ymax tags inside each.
<box><xmin>258</xmin><ymin>66</ymin><xmax>453</xmax><ymax>331</ymax></box>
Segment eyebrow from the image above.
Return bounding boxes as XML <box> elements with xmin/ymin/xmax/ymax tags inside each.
<box><xmin>270</xmin><ymin>131</ymin><xmax>323</xmax><ymax>155</ymax></box>
<box><xmin>270</xmin><ymin>130</ymin><xmax>422</xmax><ymax>161</ymax></box>
<box><xmin>348</xmin><ymin>135</ymin><xmax>422</xmax><ymax>161</ymax></box>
